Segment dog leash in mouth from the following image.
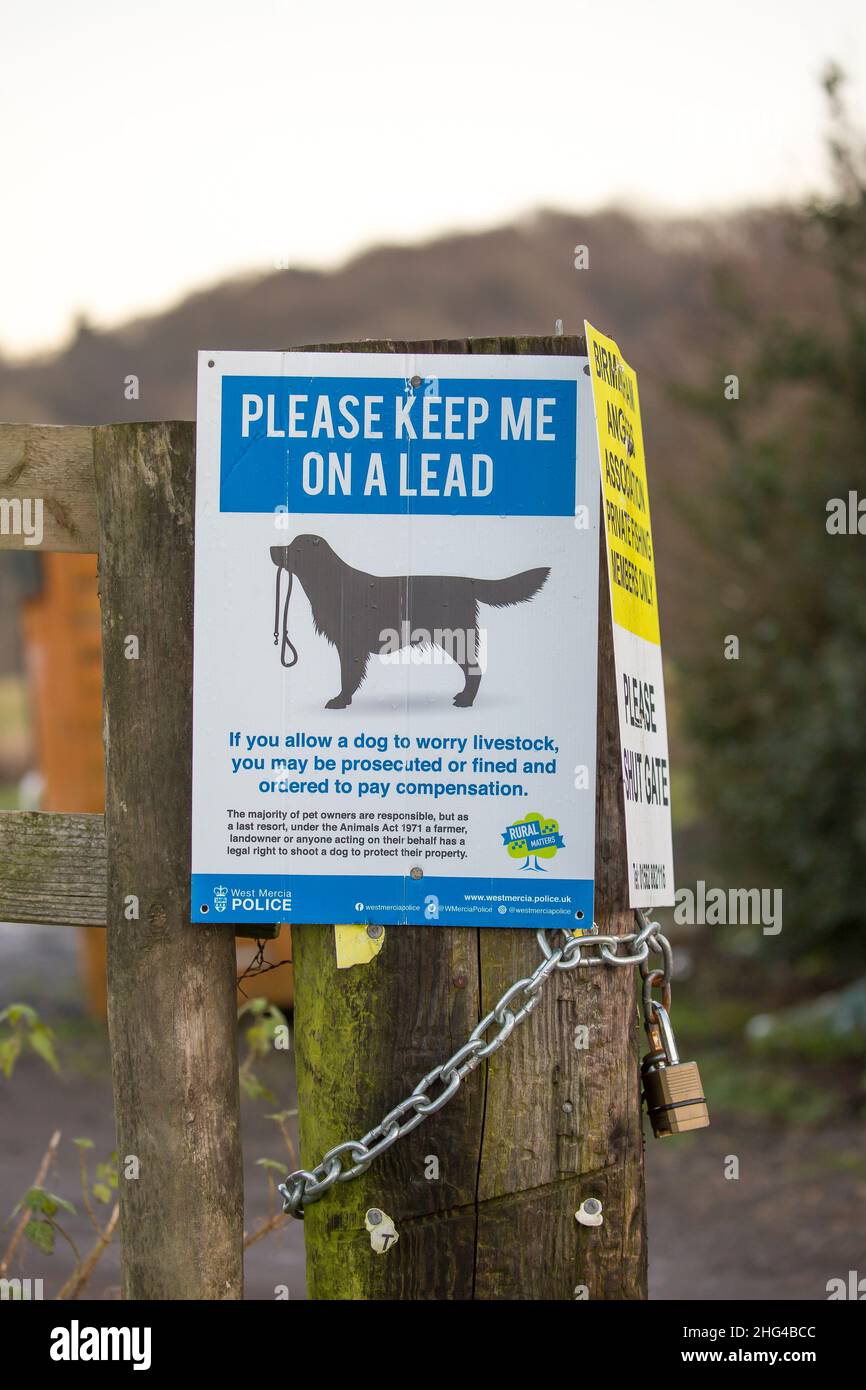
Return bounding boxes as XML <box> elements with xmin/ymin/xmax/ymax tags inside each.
<box><xmin>273</xmin><ymin>560</ymin><xmax>299</xmax><ymax>668</ymax></box>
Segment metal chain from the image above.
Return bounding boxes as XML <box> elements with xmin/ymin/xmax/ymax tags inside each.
<box><xmin>279</xmin><ymin>913</ymin><xmax>671</xmax><ymax>1218</ymax></box>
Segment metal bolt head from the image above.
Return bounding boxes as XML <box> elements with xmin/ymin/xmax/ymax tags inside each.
<box><xmin>410</xmin><ymin>866</ymin><xmax>423</xmax><ymax>880</ymax></box>
<box><xmin>410</xmin><ymin>375</ymin><xmax>422</xmax><ymax>388</ymax></box>
<box><xmin>366</xmin><ymin>924</ymin><xmax>383</xmax><ymax>939</ymax></box>
<box><xmin>366</xmin><ymin>1207</ymin><xmax>383</xmax><ymax>1226</ymax></box>
<box><xmin>583</xmin><ymin>1197</ymin><xmax>601</xmax><ymax>1216</ymax></box>
<box><xmin>561</xmin><ymin>1101</ymin><xmax>573</xmax><ymax>1114</ymax></box>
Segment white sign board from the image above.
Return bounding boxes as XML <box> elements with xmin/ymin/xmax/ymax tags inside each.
<box><xmin>585</xmin><ymin>323</ymin><xmax>674</xmax><ymax>907</ymax></box>
<box><xmin>191</xmin><ymin>351</ymin><xmax>599</xmax><ymax>928</ymax></box>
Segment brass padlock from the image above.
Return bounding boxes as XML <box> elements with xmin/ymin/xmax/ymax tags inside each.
<box><xmin>641</xmin><ymin>1002</ymin><xmax>709</xmax><ymax>1137</ymax></box>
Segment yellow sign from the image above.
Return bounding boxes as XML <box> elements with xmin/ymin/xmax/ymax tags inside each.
<box><xmin>584</xmin><ymin>323</ymin><xmax>660</xmax><ymax>645</ymax></box>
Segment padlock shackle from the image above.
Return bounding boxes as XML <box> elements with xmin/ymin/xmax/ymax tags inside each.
<box><xmin>648</xmin><ymin>1001</ymin><xmax>680</xmax><ymax>1066</ymax></box>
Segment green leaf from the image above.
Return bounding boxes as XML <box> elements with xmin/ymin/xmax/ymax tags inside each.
<box><xmin>239</xmin><ymin>1071</ymin><xmax>275</xmax><ymax>1103</ymax></box>
<box><xmin>39</xmin><ymin>1190</ymin><xmax>76</xmax><ymax>1218</ymax></box>
<box><xmin>17</xmin><ymin>1187</ymin><xmax>52</xmax><ymax>1214</ymax></box>
<box><xmin>0</xmin><ymin>1004</ymin><xmax>38</xmax><ymax>1027</ymax></box>
<box><xmin>17</xmin><ymin>1187</ymin><xmax>76</xmax><ymax>1218</ymax></box>
<box><xmin>256</xmin><ymin>1158</ymin><xmax>286</xmax><ymax>1172</ymax></box>
<box><xmin>245</xmin><ymin>1022</ymin><xmax>271</xmax><ymax>1056</ymax></box>
<box><xmin>92</xmin><ymin>1183</ymin><xmax>111</xmax><ymax>1205</ymax></box>
<box><xmin>24</xmin><ymin>1218</ymin><xmax>55</xmax><ymax>1253</ymax></box>
<box><xmin>28</xmin><ymin>1025</ymin><xmax>60</xmax><ymax>1074</ymax></box>
<box><xmin>0</xmin><ymin>1034</ymin><xmax>22</xmax><ymax>1079</ymax></box>
<box><xmin>73</xmin><ymin>1137</ymin><xmax>95</xmax><ymax>1150</ymax></box>
<box><xmin>238</xmin><ymin>997</ymin><xmax>269</xmax><ymax>1019</ymax></box>
<box><xmin>95</xmin><ymin>1161</ymin><xmax>118</xmax><ymax>1189</ymax></box>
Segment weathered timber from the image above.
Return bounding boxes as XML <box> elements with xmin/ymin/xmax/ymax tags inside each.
<box><xmin>0</xmin><ymin>424</ymin><xmax>98</xmax><ymax>552</ymax></box>
<box><xmin>0</xmin><ymin>811</ymin><xmax>106</xmax><ymax>926</ymax></box>
<box><xmin>94</xmin><ymin>422</ymin><xmax>244</xmax><ymax>1299</ymax></box>
<box><xmin>473</xmin><ymin>541</ymin><xmax>645</xmax><ymax>1299</ymax></box>
<box><xmin>293</xmin><ymin>336</ymin><xmax>646</xmax><ymax>1300</ymax></box>
<box><xmin>0</xmin><ymin>808</ymin><xmax>276</xmax><ymax>940</ymax></box>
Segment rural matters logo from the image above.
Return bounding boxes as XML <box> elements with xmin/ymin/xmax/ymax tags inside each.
<box><xmin>502</xmin><ymin>812</ymin><xmax>564</xmax><ymax>871</ymax></box>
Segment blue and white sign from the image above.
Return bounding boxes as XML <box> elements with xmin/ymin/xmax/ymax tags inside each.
<box><xmin>191</xmin><ymin>351</ymin><xmax>599</xmax><ymax>927</ymax></box>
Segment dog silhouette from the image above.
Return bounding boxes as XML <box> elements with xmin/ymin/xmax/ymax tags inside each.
<box><xmin>271</xmin><ymin>535</ymin><xmax>549</xmax><ymax>709</ymax></box>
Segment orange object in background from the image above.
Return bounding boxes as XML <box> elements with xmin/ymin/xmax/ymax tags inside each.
<box><xmin>21</xmin><ymin>554</ymin><xmax>105</xmax><ymax>816</ymax></box>
<box><xmin>21</xmin><ymin>554</ymin><xmax>106</xmax><ymax>1016</ymax></box>
<box><xmin>20</xmin><ymin>553</ymin><xmax>293</xmax><ymax>1014</ymax></box>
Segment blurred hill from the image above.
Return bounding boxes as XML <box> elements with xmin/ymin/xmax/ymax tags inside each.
<box><xmin>0</xmin><ymin>205</ymin><xmax>836</xmax><ymax>666</ymax></box>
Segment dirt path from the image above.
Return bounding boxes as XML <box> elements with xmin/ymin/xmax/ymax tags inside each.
<box><xmin>646</xmin><ymin>1123</ymin><xmax>866</xmax><ymax>1301</ymax></box>
<box><xmin>4</xmin><ymin>1037</ymin><xmax>864</xmax><ymax>1299</ymax></box>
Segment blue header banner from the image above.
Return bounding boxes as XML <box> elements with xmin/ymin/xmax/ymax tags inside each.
<box><xmin>219</xmin><ymin>374</ymin><xmax>577</xmax><ymax>516</ymax></box>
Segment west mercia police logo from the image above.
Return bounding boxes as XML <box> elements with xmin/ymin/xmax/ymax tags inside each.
<box><xmin>213</xmin><ymin>884</ymin><xmax>228</xmax><ymax>913</ymax></box>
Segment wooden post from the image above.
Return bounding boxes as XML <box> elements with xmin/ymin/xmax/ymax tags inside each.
<box><xmin>293</xmin><ymin>336</ymin><xmax>646</xmax><ymax>1300</ymax></box>
<box><xmin>94</xmin><ymin>422</ymin><xmax>244</xmax><ymax>1299</ymax></box>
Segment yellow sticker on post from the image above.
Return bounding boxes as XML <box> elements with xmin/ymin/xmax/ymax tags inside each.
<box><xmin>585</xmin><ymin>322</ymin><xmax>673</xmax><ymax>907</ymax></box>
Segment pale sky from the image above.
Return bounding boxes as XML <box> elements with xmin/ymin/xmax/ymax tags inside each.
<box><xmin>1</xmin><ymin>0</ymin><xmax>864</xmax><ymax>356</ymax></box>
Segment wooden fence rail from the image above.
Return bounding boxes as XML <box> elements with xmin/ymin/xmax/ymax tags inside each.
<box><xmin>0</xmin><ymin>424</ymin><xmax>98</xmax><ymax>552</ymax></box>
<box><xmin>0</xmin><ymin>810</ymin><xmax>105</xmax><ymax>925</ymax></box>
